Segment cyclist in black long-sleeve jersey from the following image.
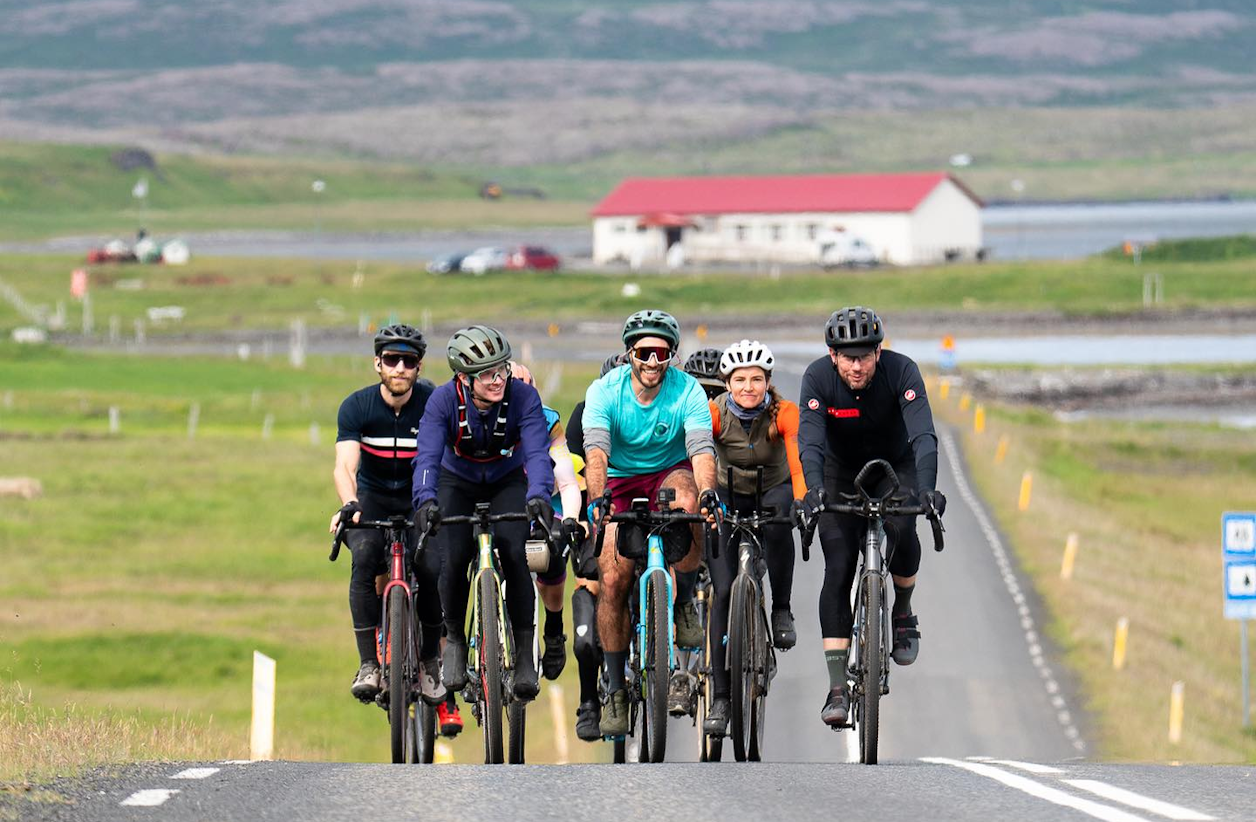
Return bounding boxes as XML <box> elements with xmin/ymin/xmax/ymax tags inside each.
<box><xmin>797</xmin><ymin>307</ymin><xmax>947</xmax><ymax>728</ymax></box>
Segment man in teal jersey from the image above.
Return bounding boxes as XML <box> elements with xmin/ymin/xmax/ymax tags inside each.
<box><xmin>582</xmin><ymin>309</ymin><xmax>720</xmax><ymax>736</ymax></box>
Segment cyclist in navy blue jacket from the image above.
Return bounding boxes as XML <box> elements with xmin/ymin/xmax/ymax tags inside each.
<box><xmin>412</xmin><ymin>325</ymin><xmax>556</xmax><ymax>700</ymax></box>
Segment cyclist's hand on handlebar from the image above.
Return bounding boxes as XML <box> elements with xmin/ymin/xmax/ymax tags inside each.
<box><xmin>801</xmin><ymin>486</ymin><xmax>826</xmax><ymax>519</ymax></box>
<box><xmin>415</xmin><ymin>499</ymin><xmax>441</xmax><ymax>535</ymax></box>
<box><xmin>698</xmin><ymin>488</ymin><xmax>725</xmax><ymax>528</ymax></box>
<box><xmin>330</xmin><ymin>500</ymin><xmax>362</xmax><ymax>533</ymax></box>
<box><xmin>587</xmin><ymin>495</ymin><xmax>611</xmax><ymax>528</ymax></box>
<box><xmin>526</xmin><ymin>496</ymin><xmax>555</xmax><ymax>528</ymax></box>
<box><xmin>918</xmin><ymin>489</ymin><xmax>947</xmax><ymax>517</ymax></box>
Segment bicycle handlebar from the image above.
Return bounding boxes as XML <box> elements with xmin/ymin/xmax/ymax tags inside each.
<box><xmin>591</xmin><ymin>489</ymin><xmax>716</xmax><ymax>559</ymax></box>
<box><xmin>329</xmin><ymin>515</ymin><xmax>415</xmax><ymax>562</ymax></box>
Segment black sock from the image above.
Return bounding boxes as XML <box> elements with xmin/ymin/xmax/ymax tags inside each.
<box><xmin>675</xmin><ymin>569</ymin><xmax>697</xmax><ymax>605</ymax></box>
<box><xmin>605</xmin><ymin>651</ymin><xmax>627</xmax><ymax>693</ymax></box>
<box><xmin>893</xmin><ymin>583</ymin><xmax>915</xmax><ymax>618</ymax></box>
<box><xmin>420</xmin><ymin>621</ymin><xmax>442</xmax><ymax>660</ymax></box>
<box><xmin>354</xmin><ymin>627</ymin><xmax>378</xmax><ymax>665</ymax></box>
<box><xmin>824</xmin><ymin>649</ymin><xmax>849</xmax><ymax>689</ymax></box>
<box><xmin>544</xmin><ymin>607</ymin><xmax>564</xmax><ymax>637</ymax></box>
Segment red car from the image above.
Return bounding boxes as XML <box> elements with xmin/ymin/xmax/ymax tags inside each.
<box><xmin>506</xmin><ymin>245</ymin><xmax>561</xmax><ymax>271</ymax></box>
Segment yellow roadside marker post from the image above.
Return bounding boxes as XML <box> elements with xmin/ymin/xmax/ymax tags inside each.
<box><xmin>994</xmin><ymin>434</ymin><xmax>1010</xmax><ymax>465</ymax></box>
<box><xmin>939</xmin><ymin>379</ymin><xmax>951</xmax><ymax>401</ymax></box>
<box><xmin>547</xmin><ymin>322</ymin><xmax>560</xmax><ymax>337</ymax></box>
<box><xmin>1169</xmin><ymin>681</ymin><xmax>1185</xmax><ymax>744</ymax></box>
<box><xmin>1113</xmin><ymin>617</ymin><xmax>1129</xmax><ymax>670</ymax></box>
<box><xmin>1060</xmin><ymin>533</ymin><xmax>1079</xmax><ymax>580</ymax></box>
<box><xmin>973</xmin><ymin>404</ymin><xmax>986</xmax><ymax>434</ymax></box>
<box><xmin>1017</xmin><ymin>472</ymin><xmax>1033</xmax><ymax>512</ymax></box>
<box><xmin>959</xmin><ymin>392</ymin><xmax>972</xmax><ymax>411</ymax></box>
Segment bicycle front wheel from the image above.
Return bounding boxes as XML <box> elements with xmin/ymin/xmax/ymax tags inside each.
<box><xmin>642</xmin><ymin>572</ymin><xmax>670</xmax><ymax>763</ymax></box>
<box><xmin>728</xmin><ymin>573</ymin><xmax>755</xmax><ymax>762</ymax></box>
<box><xmin>748</xmin><ymin>600</ymin><xmax>769</xmax><ymax>762</ymax></box>
<box><xmin>387</xmin><ymin>587</ymin><xmax>410</xmax><ymax>765</ymax></box>
<box><xmin>858</xmin><ymin>576</ymin><xmax>882</xmax><ymax>765</ymax></box>
<box><xmin>508</xmin><ymin>702</ymin><xmax>526</xmax><ymax>763</ymax></box>
<box><xmin>478</xmin><ymin>571</ymin><xmax>505</xmax><ymax>764</ymax></box>
<box><xmin>411</xmin><ymin>701</ymin><xmax>436</xmax><ymax>764</ymax></box>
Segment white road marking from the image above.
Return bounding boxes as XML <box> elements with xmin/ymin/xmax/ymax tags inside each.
<box><xmin>1063</xmin><ymin>779</ymin><xmax>1215</xmax><ymax>821</ymax></box>
<box><xmin>987</xmin><ymin>759</ymin><xmax>1065</xmax><ymax>774</ymax></box>
<box><xmin>171</xmin><ymin>767</ymin><xmax>220</xmax><ymax>780</ymax></box>
<box><xmin>120</xmin><ymin>789</ymin><xmax>180</xmax><ymax>807</ymax></box>
<box><xmin>938</xmin><ymin>429</ymin><xmax>1086</xmax><ymax>752</ymax></box>
<box><xmin>219</xmin><ymin>759</ymin><xmax>255</xmax><ymax>765</ymax></box>
<box><xmin>921</xmin><ymin>758</ymin><xmax>1149</xmax><ymax>822</ymax></box>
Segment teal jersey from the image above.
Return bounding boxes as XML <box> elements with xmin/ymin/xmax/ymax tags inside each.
<box><xmin>582</xmin><ymin>365</ymin><xmax>712</xmax><ymax>477</ymax></box>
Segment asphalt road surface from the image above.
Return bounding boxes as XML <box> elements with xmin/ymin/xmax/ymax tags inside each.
<box><xmin>12</xmin><ymin>352</ymin><xmax>1253</xmax><ymax>822</ymax></box>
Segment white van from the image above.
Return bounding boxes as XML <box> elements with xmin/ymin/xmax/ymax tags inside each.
<box><xmin>817</xmin><ymin>230</ymin><xmax>879</xmax><ymax>269</ymax></box>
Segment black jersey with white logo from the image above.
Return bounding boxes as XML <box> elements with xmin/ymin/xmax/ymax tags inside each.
<box><xmin>336</xmin><ymin>380</ymin><xmax>435</xmax><ymax>496</ymax></box>
<box><xmin>797</xmin><ymin>349</ymin><xmax>938</xmax><ymax>492</ymax></box>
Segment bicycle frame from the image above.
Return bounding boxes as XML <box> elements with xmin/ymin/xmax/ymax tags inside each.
<box><xmin>636</xmin><ymin>530</ymin><xmax>675</xmax><ymax>673</ymax></box>
<box><xmin>849</xmin><ymin>517</ymin><xmax>890</xmax><ymax>697</ymax></box>
<box><xmin>469</xmin><ymin>518</ymin><xmax>514</xmax><ymax>685</ymax></box>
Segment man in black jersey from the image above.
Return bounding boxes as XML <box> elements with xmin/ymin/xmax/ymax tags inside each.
<box><xmin>330</xmin><ymin>324</ymin><xmax>446</xmax><ymax>705</ymax></box>
<box><xmin>797</xmin><ymin>307</ymin><xmax>947</xmax><ymax>728</ymax></box>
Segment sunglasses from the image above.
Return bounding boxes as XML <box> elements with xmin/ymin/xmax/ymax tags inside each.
<box><xmin>631</xmin><ymin>345</ymin><xmax>674</xmax><ymax>365</ymax></box>
<box><xmin>380</xmin><ymin>352</ymin><xmax>420</xmax><ymax>370</ymax></box>
<box><xmin>473</xmin><ymin>364</ymin><xmax>511</xmax><ymax>384</ymax></box>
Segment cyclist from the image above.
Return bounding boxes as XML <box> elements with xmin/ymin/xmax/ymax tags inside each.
<box><xmin>565</xmin><ymin>353</ymin><xmax>626</xmax><ymax>741</ymax></box>
<box><xmin>683</xmin><ymin>348</ymin><xmax>726</xmax><ymax>400</ymax></box>
<box><xmin>583</xmin><ymin>310</ymin><xmax>720</xmax><ymax>736</ymax></box>
<box><xmin>412</xmin><ymin>326</ymin><xmax>556</xmax><ymax>701</ymax></box>
<box><xmin>702</xmin><ymin>339</ymin><xmax>806</xmax><ymax>735</ymax></box>
<box><xmin>797</xmin><ymin>306</ymin><xmax>946</xmax><ymax>727</ymax></box>
<box><xmin>509</xmin><ymin>361</ymin><xmax>581</xmax><ymax>681</ymax></box>
<box><xmin>330</xmin><ymin>324</ymin><xmax>446</xmax><ymax>705</ymax></box>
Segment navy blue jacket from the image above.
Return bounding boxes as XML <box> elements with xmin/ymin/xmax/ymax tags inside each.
<box><xmin>412</xmin><ymin>377</ymin><xmax>555</xmax><ymax>507</ymax></box>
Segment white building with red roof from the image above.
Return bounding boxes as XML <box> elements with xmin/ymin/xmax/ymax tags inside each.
<box><xmin>590</xmin><ymin>172</ymin><xmax>983</xmax><ymax>267</ymax></box>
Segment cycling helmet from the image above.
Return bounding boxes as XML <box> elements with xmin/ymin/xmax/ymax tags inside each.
<box><xmin>622</xmin><ymin>309</ymin><xmax>681</xmax><ymax>349</ymax></box>
<box><xmin>824</xmin><ymin>306</ymin><xmax>884</xmax><ymax>353</ymax></box>
<box><xmin>719</xmin><ymin>339</ymin><xmax>775</xmax><ymax>376</ymax></box>
<box><xmin>374</xmin><ymin>323</ymin><xmax>427</xmax><ymax>357</ymax></box>
<box><xmin>447</xmin><ymin>325</ymin><xmax>512</xmax><ymax>374</ymax></box>
<box><xmin>600</xmin><ymin>353</ymin><xmax>626</xmax><ymax>377</ymax></box>
<box><xmin>683</xmin><ymin>348</ymin><xmax>723</xmax><ymax>381</ymax></box>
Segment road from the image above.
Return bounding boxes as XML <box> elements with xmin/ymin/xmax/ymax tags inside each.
<box><xmin>11</xmin><ymin>352</ymin><xmax>1252</xmax><ymax>822</ymax></box>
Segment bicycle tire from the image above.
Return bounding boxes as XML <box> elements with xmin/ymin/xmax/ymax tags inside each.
<box><xmin>643</xmin><ymin>573</ymin><xmax>670</xmax><ymax>763</ymax></box>
<box><xmin>388</xmin><ymin>587</ymin><xmax>409</xmax><ymax>764</ymax></box>
<box><xmin>747</xmin><ymin>600</ymin><xmax>768</xmax><ymax>762</ymax></box>
<box><xmin>478</xmin><ymin>571</ymin><xmax>505</xmax><ymax>764</ymax></box>
<box><xmin>412</xmin><ymin>701</ymin><xmax>436</xmax><ymax>764</ymax></box>
<box><xmin>728</xmin><ymin>573</ymin><xmax>754</xmax><ymax>762</ymax></box>
<box><xmin>613</xmin><ymin>737</ymin><xmax>626</xmax><ymax>764</ymax></box>
<box><xmin>701</xmin><ymin>582</ymin><xmax>723</xmax><ymax>763</ymax></box>
<box><xmin>858</xmin><ymin>576</ymin><xmax>882</xmax><ymax>765</ymax></box>
<box><xmin>508</xmin><ymin>702</ymin><xmax>526</xmax><ymax>763</ymax></box>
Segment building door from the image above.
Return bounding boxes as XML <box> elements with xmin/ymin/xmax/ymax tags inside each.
<box><xmin>665</xmin><ymin>226</ymin><xmax>683</xmax><ymax>248</ymax></box>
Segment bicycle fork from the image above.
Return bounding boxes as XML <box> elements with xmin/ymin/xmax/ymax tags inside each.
<box><xmin>849</xmin><ymin>521</ymin><xmax>890</xmax><ymax>696</ymax></box>
<box><xmin>469</xmin><ymin>531</ymin><xmax>513</xmax><ymax>692</ymax></box>
<box><xmin>378</xmin><ymin>536</ymin><xmax>412</xmax><ymax>668</ymax></box>
<box><xmin>637</xmin><ymin>534</ymin><xmax>675</xmax><ymax>676</ymax></box>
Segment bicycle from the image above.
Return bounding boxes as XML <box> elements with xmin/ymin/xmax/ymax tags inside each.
<box><xmin>717</xmin><ymin>467</ymin><xmax>796</xmax><ymax>762</ymax></box>
<box><xmin>331</xmin><ymin>515</ymin><xmax>437</xmax><ymax>765</ymax></box>
<box><xmin>799</xmin><ymin>458</ymin><xmax>944</xmax><ymax>764</ymax></box>
<box><xmin>415</xmin><ymin>503</ymin><xmax>555</xmax><ymax>764</ymax></box>
<box><xmin>594</xmin><ymin>487</ymin><xmax>712</xmax><ymax>763</ymax></box>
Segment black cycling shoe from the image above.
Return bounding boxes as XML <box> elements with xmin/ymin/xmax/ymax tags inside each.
<box><xmin>513</xmin><ymin>652</ymin><xmax>540</xmax><ymax>700</ymax></box>
<box><xmin>600</xmin><ymin>689</ymin><xmax>630</xmax><ymax>737</ymax></box>
<box><xmin>575</xmin><ymin>700</ymin><xmax>601</xmax><ymax>742</ymax></box>
<box><xmin>771</xmin><ymin>609</ymin><xmax>797</xmax><ymax>650</ymax></box>
<box><xmin>891</xmin><ymin>614</ymin><xmax>921</xmax><ymax>666</ymax></box>
<box><xmin>442</xmin><ymin>640</ymin><xmax>468</xmax><ymax>691</ymax></box>
<box><xmin>704</xmin><ymin>697</ymin><xmax>730</xmax><ymax>736</ymax></box>
<box><xmin>820</xmin><ymin>685</ymin><xmax>850</xmax><ymax>728</ymax></box>
<box><xmin>542</xmin><ymin>633</ymin><xmax>567</xmax><ymax>680</ymax></box>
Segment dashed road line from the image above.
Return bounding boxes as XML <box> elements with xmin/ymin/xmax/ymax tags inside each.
<box><xmin>921</xmin><ymin>758</ymin><xmax>1149</xmax><ymax>822</ymax></box>
<box><xmin>120</xmin><ymin>789</ymin><xmax>180</xmax><ymax>807</ymax></box>
<box><xmin>171</xmin><ymin>767</ymin><xmax>220</xmax><ymax>780</ymax></box>
<box><xmin>986</xmin><ymin>759</ymin><xmax>1065</xmax><ymax>775</ymax></box>
<box><xmin>938</xmin><ymin>428</ymin><xmax>1086</xmax><ymax>752</ymax></box>
<box><xmin>1063</xmin><ymin>780</ymin><xmax>1215</xmax><ymax>821</ymax></box>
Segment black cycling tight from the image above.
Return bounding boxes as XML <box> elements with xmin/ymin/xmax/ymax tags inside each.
<box><xmin>437</xmin><ymin>469</ymin><xmax>535</xmax><ymax>643</ymax></box>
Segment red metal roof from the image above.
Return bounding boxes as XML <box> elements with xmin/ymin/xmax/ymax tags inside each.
<box><xmin>591</xmin><ymin>173</ymin><xmax>981</xmax><ymax>217</ymax></box>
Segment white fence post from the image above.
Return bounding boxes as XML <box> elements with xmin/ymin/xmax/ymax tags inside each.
<box><xmin>251</xmin><ymin>651</ymin><xmax>276</xmax><ymax>761</ymax></box>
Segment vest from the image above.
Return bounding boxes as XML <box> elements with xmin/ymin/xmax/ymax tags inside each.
<box><xmin>715</xmin><ymin>394</ymin><xmax>790</xmax><ymax>496</ymax></box>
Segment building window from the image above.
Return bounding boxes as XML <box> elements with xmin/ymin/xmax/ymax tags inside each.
<box><xmin>614</xmin><ymin>222</ymin><xmax>627</xmax><ymax>234</ymax></box>
<box><xmin>735</xmin><ymin>225</ymin><xmax>748</xmax><ymax>242</ymax></box>
<box><xmin>770</xmin><ymin>224</ymin><xmax>783</xmax><ymax>242</ymax></box>
<box><xmin>807</xmin><ymin>223</ymin><xmax>819</xmax><ymax>240</ymax></box>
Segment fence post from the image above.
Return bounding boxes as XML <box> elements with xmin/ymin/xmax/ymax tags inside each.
<box><xmin>251</xmin><ymin>651</ymin><xmax>276</xmax><ymax>761</ymax></box>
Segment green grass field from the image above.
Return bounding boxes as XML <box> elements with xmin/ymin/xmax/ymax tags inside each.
<box><xmin>0</xmin><ymin>346</ymin><xmax>603</xmax><ymax>783</ymax></box>
<box><xmin>2</xmin><ymin>251</ymin><xmax>1254</xmax><ymax>339</ymax></box>
<box><xmin>935</xmin><ymin>382</ymin><xmax>1256</xmax><ymax>763</ymax></box>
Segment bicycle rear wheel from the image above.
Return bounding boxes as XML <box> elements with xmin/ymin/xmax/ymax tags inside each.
<box><xmin>508</xmin><ymin>702</ymin><xmax>526</xmax><ymax>763</ymax></box>
<box><xmin>642</xmin><ymin>572</ymin><xmax>670</xmax><ymax>763</ymax></box>
<box><xmin>411</xmin><ymin>701</ymin><xmax>436</xmax><ymax>764</ymax></box>
<box><xmin>387</xmin><ymin>587</ymin><xmax>410</xmax><ymax>765</ymax></box>
<box><xmin>858</xmin><ymin>576</ymin><xmax>882</xmax><ymax>765</ymax></box>
<box><xmin>728</xmin><ymin>573</ymin><xmax>755</xmax><ymax>762</ymax></box>
<box><xmin>747</xmin><ymin>601</ymin><xmax>769</xmax><ymax>762</ymax></box>
<box><xmin>478</xmin><ymin>571</ymin><xmax>505</xmax><ymax>764</ymax></box>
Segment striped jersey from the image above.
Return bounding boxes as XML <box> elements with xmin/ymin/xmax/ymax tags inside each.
<box><xmin>336</xmin><ymin>380</ymin><xmax>435</xmax><ymax>496</ymax></box>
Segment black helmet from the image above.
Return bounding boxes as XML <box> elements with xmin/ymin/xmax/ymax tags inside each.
<box><xmin>825</xmin><ymin>306</ymin><xmax>884</xmax><ymax>353</ymax></box>
<box><xmin>622</xmin><ymin>309</ymin><xmax>681</xmax><ymax>349</ymax></box>
<box><xmin>446</xmin><ymin>325</ymin><xmax>512</xmax><ymax>374</ymax></box>
<box><xmin>374</xmin><ymin>323</ymin><xmax>427</xmax><ymax>357</ymax></box>
<box><xmin>600</xmin><ymin>353</ymin><xmax>626</xmax><ymax>377</ymax></box>
<box><xmin>683</xmin><ymin>348</ymin><xmax>722</xmax><ymax>380</ymax></box>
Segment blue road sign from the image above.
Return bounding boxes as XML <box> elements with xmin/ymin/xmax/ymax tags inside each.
<box><xmin>1223</xmin><ymin>512</ymin><xmax>1256</xmax><ymax>620</ymax></box>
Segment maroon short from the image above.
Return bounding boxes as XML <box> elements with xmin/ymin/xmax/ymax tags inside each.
<box><xmin>607</xmin><ymin>461</ymin><xmax>692</xmax><ymax>515</ymax></box>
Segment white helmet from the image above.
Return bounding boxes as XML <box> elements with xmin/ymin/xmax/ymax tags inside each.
<box><xmin>719</xmin><ymin>339</ymin><xmax>775</xmax><ymax>377</ymax></box>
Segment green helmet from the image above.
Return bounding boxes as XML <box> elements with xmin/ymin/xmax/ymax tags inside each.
<box><xmin>622</xmin><ymin>309</ymin><xmax>680</xmax><ymax>349</ymax></box>
<box><xmin>446</xmin><ymin>325</ymin><xmax>512</xmax><ymax>374</ymax></box>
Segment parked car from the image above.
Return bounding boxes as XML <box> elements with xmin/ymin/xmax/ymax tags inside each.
<box><xmin>816</xmin><ymin>230</ymin><xmax>879</xmax><ymax>269</ymax></box>
<box><xmin>506</xmin><ymin>245</ymin><xmax>561</xmax><ymax>271</ymax></box>
<box><xmin>459</xmin><ymin>246</ymin><xmax>509</xmax><ymax>275</ymax></box>
<box><xmin>425</xmin><ymin>252</ymin><xmax>466</xmax><ymax>275</ymax></box>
